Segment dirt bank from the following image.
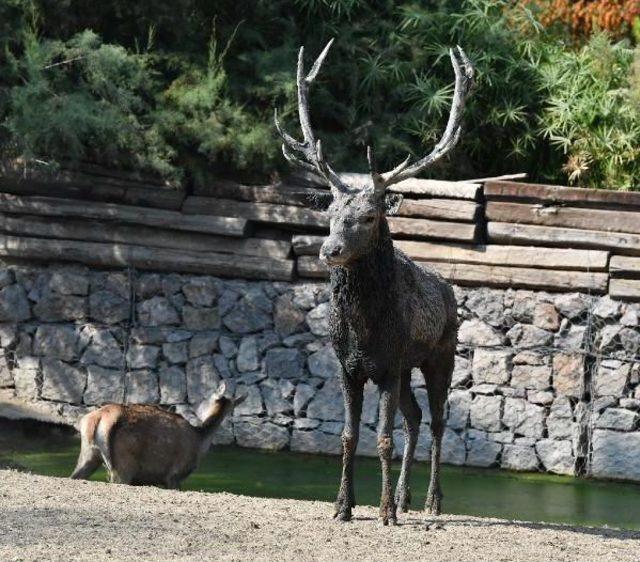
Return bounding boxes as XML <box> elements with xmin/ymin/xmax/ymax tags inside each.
<box><xmin>1</xmin><ymin>469</ymin><xmax>637</xmax><ymax>562</ymax></box>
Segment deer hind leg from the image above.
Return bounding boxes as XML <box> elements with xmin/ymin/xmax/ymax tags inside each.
<box><xmin>71</xmin><ymin>412</ymin><xmax>103</xmax><ymax>479</ymax></box>
<box><xmin>421</xmin><ymin>336</ymin><xmax>455</xmax><ymax>516</ymax></box>
<box><xmin>394</xmin><ymin>372</ymin><xmax>422</xmax><ymax>512</ymax></box>
<box><xmin>377</xmin><ymin>377</ymin><xmax>400</xmax><ymax>526</ymax></box>
<box><xmin>70</xmin><ymin>437</ymin><xmax>102</xmax><ymax>480</ymax></box>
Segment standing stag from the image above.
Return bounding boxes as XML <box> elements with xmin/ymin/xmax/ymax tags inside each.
<box><xmin>275</xmin><ymin>39</ymin><xmax>474</xmax><ymax>524</ymax></box>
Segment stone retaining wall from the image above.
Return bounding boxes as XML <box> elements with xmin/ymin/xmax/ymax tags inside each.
<box><xmin>0</xmin><ymin>263</ymin><xmax>638</xmax><ymax>481</ymax></box>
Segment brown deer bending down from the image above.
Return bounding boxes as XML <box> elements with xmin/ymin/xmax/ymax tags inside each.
<box><xmin>275</xmin><ymin>40</ymin><xmax>474</xmax><ymax>524</ymax></box>
<box><xmin>71</xmin><ymin>383</ymin><xmax>244</xmax><ymax>488</ymax></box>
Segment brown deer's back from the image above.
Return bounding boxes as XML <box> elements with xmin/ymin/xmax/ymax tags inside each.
<box><xmin>110</xmin><ymin>404</ymin><xmax>201</xmax><ymax>486</ymax></box>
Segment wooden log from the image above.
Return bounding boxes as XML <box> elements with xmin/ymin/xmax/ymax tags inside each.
<box><xmin>423</xmin><ymin>262</ymin><xmax>608</xmax><ymax>293</ymax></box>
<box><xmin>297</xmin><ymin>256</ymin><xmax>328</xmax><ymax>279</ymax></box>
<box><xmin>488</xmin><ymin>222</ymin><xmax>640</xmax><ymax>255</ymax></box>
<box><xmin>0</xmin><ymin>214</ymin><xmax>291</xmax><ymax>259</ymax></box>
<box><xmin>609</xmin><ymin>255</ymin><xmax>640</xmax><ymax>277</ymax></box>
<box><xmin>485</xmin><ymin>180</ymin><xmax>640</xmax><ymax>209</ymax></box>
<box><xmin>388</xmin><ymin>217</ymin><xmax>477</xmax><ymax>242</ymax></box>
<box><xmin>294</xmin><ymin>236</ymin><xmax>608</xmax><ymax>271</ymax></box>
<box><xmin>486</xmin><ymin>201</ymin><xmax>640</xmax><ymax>234</ymax></box>
<box><xmin>396</xmin><ymin>241</ymin><xmax>609</xmax><ymax>271</ymax></box>
<box><xmin>339</xmin><ymin>173</ymin><xmax>481</xmax><ymax>200</ymax></box>
<box><xmin>193</xmin><ymin>179</ymin><xmax>324</xmax><ymax>207</ymax></box>
<box><xmin>0</xmin><ymin>175</ymin><xmax>185</xmax><ymax>210</ymax></box>
<box><xmin>296</xmin><ymin>255</ymin><xmax>608</xmax><ymax>292</ymax></box>
<box><xmin>292</xmin><ymin>235</ymin><xmax>324</xmax><ymax>256</ymax></box>
<box><xmin>0</xmin><ymin>193</ymin><xmax>247</xmax><ymax>237</ymax></box>
<box><xmin>397</xmin><ymin>198</ymin><xmax>479</xmax><ymax>222</ymax></box>
<box><xmin>0</xmin><ymin>234</ymin><xmax>294</xmax><ymax>281</ymax></box>
<box><xmin>182</xmin><ymin>196</ymin><xmax>328</xmax><ymax>229</ymax></box>
<box><xmin>609</xmin><ymin>278</ymin><xmax>640</xmax><ymax>300</ymax></box>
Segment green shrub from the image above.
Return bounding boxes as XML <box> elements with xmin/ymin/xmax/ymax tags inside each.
<box><xmin>0</xmin><ymin>0</ymin><xmax>638</xmax><ymax>189</ymax></box>
<box><xmin>538</xmin><ymin>34</ymin><xmax>640</xmax><ymax>189</ymax></box>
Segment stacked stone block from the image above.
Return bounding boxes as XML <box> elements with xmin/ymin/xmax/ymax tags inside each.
<box><xmin>0</xmin><ymin>264</ymin><xmax>637</xmax><ymax>481</ymax></box>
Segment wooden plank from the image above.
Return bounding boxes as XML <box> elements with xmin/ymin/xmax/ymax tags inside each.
<box><xmin>0</xmin><ymin>176</ymin><xmax>185</xmax><ymax>210</ymax></box>
<box><xmin>297</xmin><ymin>256</ymin><xmax>328</xmax><ymax>279</ymax></box>
<box><xmin>609</xmin><ymin>278</ymin><xmax>640</xmax><ymax>300</ymax></box>
<box><xmin>339</xmin><ymin>173</ymin><xmax>481</xmax><ymax>200</ymax></box>
<box><xmin>397</xmin><ymin>198</ymin><xmax>479</xmax><ymax>222</ymax></box>
<box><xmin>424</xmin><ymin>262</ymin><xmax>608</xmax><ymax>293</ymax></box>
<box><xmin>0</xmin><ymin>234</ymin><xmax>294</xmax><ymax>281</ymax></box>
<box><xmin>486</xmin><ymin>201</ymin><xmax>640</xmax><ymax>234</ymax></box>
<box><xmin>193</xmin><ymin>179</ymin><xmax>323</xmax><ymax>207</ymax></box>
<box><xmin>388</xmin><ymin>217</ymin><xmax>477</xmax><ymax>242</ymax></box>
<box><xmin>0</xmin><ymin>193</ymin><xmax>247</xmax><ymax>237</ymax></box>
<box><xmin>294</xmin><ymin>236</ymin><xmax>609</xmax><ymax>271</ymax></box>
<box><xmin>297</xmin><ymin>255</ymin><xmax>608</xmax><ymax>292</ymax></box>
<box><xmin>292</xmin><ymin>235</ymin><xmax>324</xmax><ymax>256</ymax></box>
<box><xmin>396</xmin><ymin>241</ymin><xmax>609</xmax><ymax>271</ymax></box>
<box><xmin>0</xmin><ymin>214</ymin><xmax>291</xmax><ymax>259</ymax></box>
<box><xmin>488</xmin><ymin>222</ymin><xmax>640</xmax><ymax>255</ymax></box>
<box><xmin>182</xmin><ymin>196</ymin><xmax>328</xmax><ymax>229</ymax></box>
<box><xmin>485</xmin><ymin>180</ymin><xmax>640</xmax><ymax>209</ymax></box>
<box><xmin>610</xmin><ymin>255</ymin><xmax>640</xmax><ymax>277</ymax></box>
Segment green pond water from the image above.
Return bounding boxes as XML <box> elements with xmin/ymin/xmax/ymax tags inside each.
<box><xmin>2</xmin><ymin>419</ymin><xmax>639</xmax><ymax>530</ymax></box>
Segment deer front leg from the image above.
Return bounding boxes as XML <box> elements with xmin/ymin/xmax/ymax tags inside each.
<box><xmin>377</xmin><ymin>377</ymin><xmax>400</xmax><ymax>526</ymax></box>
<box><xmin>334</xmin><ymin>376</ymin><xmax>363</xmax><ymax>522</ymax></box>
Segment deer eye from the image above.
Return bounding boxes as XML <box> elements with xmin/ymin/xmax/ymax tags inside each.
<box><xmin>362</xmin><ymin>215</ymin><xmax>376</xmax><ymax>224</ymax></box>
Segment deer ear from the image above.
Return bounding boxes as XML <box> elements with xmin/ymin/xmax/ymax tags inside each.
<box><xmin>384</xmin><ymin>193</ymin><xmax>403</xmax><ymax>215</ymax></box>
<box><xmin>306</xmin><ymin>191</ymin><xmax>333</xmax><ymax>211</ymax></box>
<box><xmin>233</xmin><ymin>394</ymin><xmax>247</xmax><ymax>407</ymax></box>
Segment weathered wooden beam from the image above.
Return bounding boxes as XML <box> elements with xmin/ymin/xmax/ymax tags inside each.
<box><xmin>297</xmin><ymin>256</ymin><xmax>328</xmax><ymax>279</ymax></box>
<box><xmin>0</xmin><ymin>214</ymin><xmax>291</xmax><ymax>259</ymax></box>
<box><xmin>425</xmin><ymin>261</ymin><xmax>608</xmax><ymax>293</ymax></box>
<box><xmin>0</xmin><ymin>193</ymin><xmax>247</xmax><ymax>237</ymax></box>
<box><xmin>486</xmin><ymin>201</ymin><xmax>640</xmax><ymax>234</ymax></box>
<box><xmin>388</xmin><ymin>217</ymin><xmax>477</xmax><ymax>242</ymax></box>
<box><xmin>339</xmin><ymin>173</ymin><xmax>481</xmax><ymax>200</ymax></box>
<box><xmin>397</xmin><ymin>198</ymin><xmax>479</xmax><ymax>222</ymax></box>
<box><xmin>609</xmin><ymin>278</ymin><xmax>640</xmax><ymax>300</ymax></box>
<box><xmin>292</xmin><ymin>235</ymin><xmax>324</xmax><ymax>256</ymax></box>
<box><xmin>0</xmin><ymin>176</ymin><xmax>185</xmax><ymax>211</ymax></box>
<box><xmin>396</xmin><ymin>241</ymin><xmax>609</xmax><ymax>271</ymax></box>
<box><xmin>0</xmin><ymin>234</ymin><xmax>294</xmax><ymax>280</ymax></box>
<box><xmin>193</xmin><ymin>179</ymin><xmax>323</xmax><ymax>206</ymax></box>
<box><xmin>485</xmin><ymin>180</ymin><xmax>640</xmax><ymax>209</ymax></box>
<box><xmin>297</xmin><ymin>255</ymin><xmax>608</xmax><ymax>292</ymax></box>
<box><xmin>488</xmin><ymin>222</ymin><xmax>640</xmax><ymax>255</ymax></box>
<box><xmin>609</xmin><ymin>255</ymin><xmax>640</xmax><ymax>277</ymax></box>
<box><xmin>182</xmin><ymin>196</ymin><xmax>328</xmax><ymax>229</ymax></box>
<box><xmin>293</xmin><ymin>235</ymin><xmax>609</xmax><ymax>271</ymax></box>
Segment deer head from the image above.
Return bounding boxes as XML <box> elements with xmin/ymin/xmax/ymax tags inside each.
<box><xmin>275</xmin><ymin>39</ymin><xmax>475</xmax><ymax>267</ymax></box>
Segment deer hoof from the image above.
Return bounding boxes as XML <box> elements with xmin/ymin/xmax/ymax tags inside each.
<box><xmin>333</xmin><ymin>507</ymin><xmax>352</xmax><ymax>522</ymax></box>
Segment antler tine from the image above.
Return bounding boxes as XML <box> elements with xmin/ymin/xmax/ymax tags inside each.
<box><xmin>274</xmin><ymin>39</ymin><xmax>347</xmax><ymax>193</ymax></box>
<box><xmin>381</xmin><ymin>46</ymin><xmax>475</xmax><ymax>188</ymax></box>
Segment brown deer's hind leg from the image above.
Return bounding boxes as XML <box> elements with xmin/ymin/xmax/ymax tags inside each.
<box><xmin>394</xmin><ymin>372</ymin><xmax>422</xmax><ymax>512</ymax></box>
<box><xmin>70</xmin><ymin>442</ymin><xmax>102</xmax><ymax>479</ymax></box>
<box><xmin>377</xmin><ymin>377</ymin><xmax>400</xmax><ymax>525</ymax></box>
<box><xmin>421</xmin><ymin>336</ymin><xmax>455</xmax><ymax>516</ymax></box>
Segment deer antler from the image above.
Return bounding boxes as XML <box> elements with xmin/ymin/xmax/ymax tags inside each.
<box><xmin>374</xmin><ymin>46</ymin><xmax>475</xmax><ymax>192</ymax></box>
<box><xmin>274</xmin><ymin>39</ymin><xmax>349</xmax><ymax>195</ymax></box>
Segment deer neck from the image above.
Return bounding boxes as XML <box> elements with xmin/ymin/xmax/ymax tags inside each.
<box><xmin>196</xmin><ymin>402</ymin><xmax>228</xmax><ymax>453</ymax></box>
<box><xmin>330</xmin><ymin>218</ymin><xmax>396</xmax><ymax>307</ymax></box>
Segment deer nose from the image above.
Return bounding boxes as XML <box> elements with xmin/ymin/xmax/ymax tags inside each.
<box><xmin>320</xmin><ymin>242</ymin><xmax>343</xmax><ymax>261</ymax></box>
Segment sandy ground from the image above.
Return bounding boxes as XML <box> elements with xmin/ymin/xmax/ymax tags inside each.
<box><xmin>1</xmin><ymin>470</ymin><xmax>638</xmax><ymax>562</ymax></box>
